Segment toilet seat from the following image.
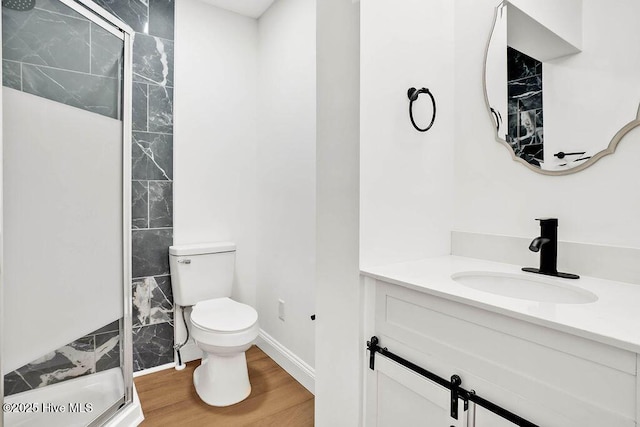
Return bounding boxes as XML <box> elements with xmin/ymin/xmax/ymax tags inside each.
<box><xmin>191</xmin><ymin>297</ymin><xmax>258</xmax><ymax>333</ymax></box>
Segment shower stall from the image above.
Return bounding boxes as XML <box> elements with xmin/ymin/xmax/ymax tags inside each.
<box><xmin>1</xmin><ymin>0</ymin><xmax>139</xmax><ymax>425</ymax></box>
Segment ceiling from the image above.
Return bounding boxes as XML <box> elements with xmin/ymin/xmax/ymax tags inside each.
<box><xmin>198</xmin><ymin>0</ymin><xmax>275</xmax><ymax>18</ymax></box>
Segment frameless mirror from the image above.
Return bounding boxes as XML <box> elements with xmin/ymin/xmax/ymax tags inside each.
<box><xmin>484</xmin><ymin>0</ymin><xmax>640</xmax><ymax>175</ymax></box>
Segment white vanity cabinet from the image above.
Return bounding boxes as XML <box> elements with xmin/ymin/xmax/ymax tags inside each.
<box><xmin>473</xmin><ymin>407</ymin><xmax>518</xmax><ymax>427</ymax></box>
<box><xmin>367</xmin><ymin>355</ymin><xmax>467</xmax><ymax>427</ymax></box>
<box><xmin>362</xmin><ymin>276</ymin><xmax>639</xmax><ymax>427</ymax></box>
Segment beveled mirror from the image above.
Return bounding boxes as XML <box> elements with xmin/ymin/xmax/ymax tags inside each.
<box><xmin>484</xmin><ymin>0</ymin><xmax>640</xmax><ymax>175</ymax></box>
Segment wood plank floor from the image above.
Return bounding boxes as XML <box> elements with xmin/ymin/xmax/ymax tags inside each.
<box><xmin>135</xmin><ymin>346</ymin><xmax>314</xmax><ymax>426</ymax></box>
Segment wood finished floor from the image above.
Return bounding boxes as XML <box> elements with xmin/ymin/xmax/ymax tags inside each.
<box><xmin>134</xmin><ymin>346</ymin><xmax>314</xmax><ymax>426</ymax></box>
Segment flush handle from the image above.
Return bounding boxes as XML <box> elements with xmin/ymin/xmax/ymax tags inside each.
<box><xmin>177</xmin><ymin>259</ymin><xmax>191</xmax><ymax>264</ymax></box>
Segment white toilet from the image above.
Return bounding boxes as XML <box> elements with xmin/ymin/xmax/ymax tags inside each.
<box><xmin>169</xmin><ymin>242</ymin><xmax>259</xmax><ymax>407</ymax></box>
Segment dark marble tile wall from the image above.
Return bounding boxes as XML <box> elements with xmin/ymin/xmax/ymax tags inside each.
<box><xmin>1</xmin><ymin>0</ymin><xmax>123</xmax><ymax>118</ymax></box>
<box><xmin>91</xmin><ymin>0</ymin><xmax>176</xmax><ymax>371</ymax></box>
<box><xmin>4</xmin><ymin>320</ymin><xmax>121</xmax><ymax>396</ymax></box>
<box><xmin>506</xmin><ymin>47</ymin><xmax>544</xmax><ymax>166</ymax></box>
<box><xmin>1</xmin><ymin>0</ymin><xmax>175</xmax><ymax>381</ymax></box>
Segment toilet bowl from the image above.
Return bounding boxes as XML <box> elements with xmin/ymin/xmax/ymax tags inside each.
<box><xmin>189</xmin><ymin>297</ymin><xmax>259</xmax><ymax>406</ymax></box>
<box><xmin>169</xmin><ymin>242</ymin><xmax>259</xmax><ymax>407</ymax></box>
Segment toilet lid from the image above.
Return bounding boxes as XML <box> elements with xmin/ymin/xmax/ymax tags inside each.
<box><xmin>191</xmin><ymin>297</ymin><xmax>258</xmax><ymax>333</ymax></box>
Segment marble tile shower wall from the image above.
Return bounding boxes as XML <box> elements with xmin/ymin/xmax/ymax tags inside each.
<box><xmin>2</xmin><ymin>0</ymin><xmax>123</xmax><ymax>118</ymax></box>
<box><xmin>1</xmin><ymin>0</ymin><xmax>175</xmax><ymax>389</ymax></box>
<box><xmin>94</xmin><ymin>0</ymin><xmax>176</xmax><ymax>372</ymax></box>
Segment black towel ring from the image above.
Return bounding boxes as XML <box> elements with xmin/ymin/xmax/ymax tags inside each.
<box><xmin>407</xmin><ymin>87</ymin><xmax>436</xmax><ymax>132</ymax></box>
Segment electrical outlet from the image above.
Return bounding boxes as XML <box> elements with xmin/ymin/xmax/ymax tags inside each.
<box><xmin>278</xmin><ymin>299</ymin><xmax>285</xmax><ymax>321</ymax></box>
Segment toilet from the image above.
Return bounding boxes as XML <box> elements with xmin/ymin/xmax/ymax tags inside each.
<box><xmin>169</xmin><ymin>242</ymin><xmax>259</xmax><ymax>407</ymax></box>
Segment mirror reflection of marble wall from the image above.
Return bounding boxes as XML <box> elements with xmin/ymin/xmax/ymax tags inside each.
<box><xmin>485</xmin><ymin>0</ymin><xmax>640</xmax><ymax>174</ymax></box>
<box><xmin>507</xmin><ymin>47</ymin><xmax>543</xmax><ymax>167</ymax></box>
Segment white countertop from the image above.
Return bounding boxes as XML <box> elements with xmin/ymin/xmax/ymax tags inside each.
<box><xmin>361</xmin><ymin>255</ymin><xmax>640</xmax><ymax>353</ymax></box>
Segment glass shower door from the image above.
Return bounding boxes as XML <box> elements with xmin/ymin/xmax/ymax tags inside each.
<box><xmin>1</xmin><ymin>0</ymin><xmax>132</xmax><ymax>425</ymax></box>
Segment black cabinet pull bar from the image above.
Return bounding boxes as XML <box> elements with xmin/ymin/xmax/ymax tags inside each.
<box><xmin>367</xmin><ymin>336</ymin><xmax>539</xmax><ymax>427</ymax></box>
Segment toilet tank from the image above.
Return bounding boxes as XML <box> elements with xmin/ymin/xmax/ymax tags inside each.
<box><xmin>169</xmin><ymin>242</ymin><xmax>236</xmax><ymax>306</ymax></box>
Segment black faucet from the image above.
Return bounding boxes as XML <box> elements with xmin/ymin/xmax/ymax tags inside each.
<box><xmin>522</xmin><ymin>218</ymin><xmax>579</xmax><ymax>279</ymax></box>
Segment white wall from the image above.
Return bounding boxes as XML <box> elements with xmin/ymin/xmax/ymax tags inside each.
<box><xmin>453</xmin><ymin>0</ymin><xmax>640</xmax><ymax>249</ymax></box>
<box><xmin>315</xmin><ymin>0</ymin><xmax>360</xmax><ymax>424</ymax></box>
<box><xmin>174</xmin><ymin>0</ymin><xmax>258</xmax><ymax>307</ymax></box>
<box><xmin>542</xmin><ymin>0</ymin><xmax>640</xmax><ymax>169</ymax></box>
<box><xmin>507</xmin><ymin>0</ymin><xmax>582</xmax><ymax>63</ymax></box>
<box><xmin>360</xmin><ymin>0</ymin><xmax>456</xmax><ymax>268</ymax></box>
<box><xmin>175</xmin><ymin>0</ymin><xmax>317</xmax><ymax>374</ymax></box>
<box><xmin>256</xmin><ymin>0</ymin><xmax>317</xmax><ymax>368</ymax></box>
<box><xmin>508</xmin><ymin>0</ymin><xmax>582</xmax><ymax>50</ymax></box>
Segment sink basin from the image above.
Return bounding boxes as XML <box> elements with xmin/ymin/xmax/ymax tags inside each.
<box><xmin>451</xmin><ymin>271</ymin><xmax>598</xmax><ymax>304</ymax></box>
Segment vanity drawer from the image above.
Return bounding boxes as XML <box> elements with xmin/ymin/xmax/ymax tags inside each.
<box><xmin>373</xmin><ymin>280</ymin><xmax>637</xmax><ymax>427</ymax></box>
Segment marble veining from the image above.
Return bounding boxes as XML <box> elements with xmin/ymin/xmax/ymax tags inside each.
<box><xmin>132</xmin><ymin>276</ymin><xmax>174</xmax><ymax>328</ymax></box>
<box><xmin>2</xmin><ymin>60</ymin><xmax>21</xmax><ymax>90</ymax></box>
<box><xmin>3</xmin><ymin>370</ymin><xmax>31</xmax><ymax>396</ymax></box>
<box><xmin>150</xmin><ymin>276</ymin><xmax>173</xmax><ymax>324</ymax></box>
<box><xmin>8</xmin><ymin>350</ymin><xmax>87</xmax><ymax>393</ymax></box>
<box><xmin>22</xmin><ymin>64</ymin><xmax>119</xmax><ymax>118</ymax></box>
<box><xmin>90</xmin><ymin>22</ymin><xmax>123</xmax><ymax>79</ymax></box>
<box><xmin>132</xmin><ymin>229</ymin><xmax>173</xmax><ymax>278</ymax></box>
<box><xmin>508</xmin><ymin>77</ymin><xmax>542</xmax><ymax>113</ymax></box>
<box><xmin>3</xmin><ymin>320</ymin><xmax>122</xmax><ymax>397</ymax></box>
<box><xmin>132</xmin><ymin>322</ymin><xmax>174</xmax><ymax>371</ymax></box>
<box><xmin>132</xmin><ymin>277</ymin><xmax>152</xmax><ymax>326</ymax></box>
<box><xmin>95</xmin><ymin>332</ymin><xmax>121</xmax><ymax>371</ymax></box>
<box><xmin>149</xmin><ymin>181</ymin><xmax>172</xmax><ymax>228</ymax></box>
<box><xmin>132</xmin><ymin>132</ymin><xmax>173</xmax><ymax>180</ymax></box>
<box><xmin>148</xmin><ymin>85</ymin><xmax>173</xmax><ymax>133</ymax></box>
<box><xmin>14</xmin><ymin>351</ymin><xmax>87</xmax><ymax>391</ymax></box>
<box><xmin>5</xmin><ymin>340</ymin><xmax>97</xmax><ymax>394</ymax></box>
<box><xmin>132</xmin><ymin>180</ymin><xmax>149</xmax><ymax>229</ymax></box>
<box><xmin>133</xmin><ymin>82</ymin><xmax>148</xmax><ymax>131</ymax></box>
<box><xmin>506</xmin><ymin>47</ymin><xmax>544</xmax><ymax>167</ymax></box>
<box><xmin>507</xmin><ymin>46</ymin><xmax>540</xmax><ymax>81</ymax></box>
<box><xmin>37</xmin><ymin>339</ymin><xmax>97</xmax><ymax>387</ymax></box>
<box><xmin>2</xmin><ymin>7</ymin><xmax>91</xmax><ymax>73</ymax></box>
<box><xmin>34</xmin><ymin>0</ymin><xmax>88</xmax><ymax>19</ymax></box>
<box><xmin>155</xmin><ymin>37</ymin><xmax>169</xmax><ymax>86</ymax></box>
<box><xmin>133</xmin><ymin>33</ymin><xmax>174</xmax><ymax>87</ymax></box>
<box><xmin>149</xmin><ymin>0</ymin><xmax>174</xmax><ymax>40</ymax></box>
<box><xmin>92</xmin><ymin>0</ymin><xmax>149</xmax><ymax>34</ymax></box>
<box><xmin>91</xmin><ymin>319</ymin><xmax>120</xmax><ymax>336</ymax></box>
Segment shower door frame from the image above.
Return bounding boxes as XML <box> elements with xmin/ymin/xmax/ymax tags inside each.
<box><xmin>0</xmin><ymin>0</ymin><xmax>134</xmax><ymax>425</ymax></box>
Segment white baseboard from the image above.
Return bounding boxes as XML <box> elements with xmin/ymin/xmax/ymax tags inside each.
<box><xmin>132</xmin><ymin>362</ymin><xmax>175</xmax><ymax>378</ymax></box>
<box><xmin>166</xmin><ymin>326</ymin><xmax>315</xmax><ymax>394</ymax></box>
<box><xmin>255</xmin><ymin>329</ymin><xmax>315</xmax><ymax>394</ymax></box>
